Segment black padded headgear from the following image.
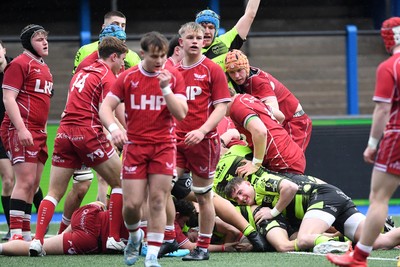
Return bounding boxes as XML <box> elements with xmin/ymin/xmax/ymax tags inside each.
<box><xmin>20</xmin><ymin>24</ymin><xmax>46</xmax><ymax>57</ymax></box>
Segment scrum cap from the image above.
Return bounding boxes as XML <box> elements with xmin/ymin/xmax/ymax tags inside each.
<box><xmin>381</xmin><ymin>17</ymin><xmax>400</xmax><ymax>53</ymax></box>
<box><xmin>20</xmin><ymin>24</ymin><xmax>47</xmax><ymax>57</ymax></box>
<box><xmin>195</xmin><ymin>9</ymin><xmax>220</xmax><ymax>33</ymax></box>
<box><xmin>99</xmin><ymin>24</ymin><xmax>126</xmax><ymax>42</ymax></box>
<box><xmin>225</xmin><ymin>49</ymin><xmax>250</xmax><ymax>76</ymax></box>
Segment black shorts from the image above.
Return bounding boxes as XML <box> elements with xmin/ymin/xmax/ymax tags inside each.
<box><xmin>307</xmin><ymin>184</ymin><xmax>359</xmax><ymax>234</ymax></box>
<box><xmin>252</xmin><ymin>206</ymin><xmax>298</xmax><ymax>252</ymax></box>
<box><xmin>171</xmin><ymin>172</ymin><xmax>192</xmax><ymax>200</ymax></box>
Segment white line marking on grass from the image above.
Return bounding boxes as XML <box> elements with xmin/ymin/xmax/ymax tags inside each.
<box><xmin>287</xmin><ymin>251</ymin><xmax>397</xmax><ymax>262</ymax></box>
<box><xmin>0</xmin><ymin>230</ymin><xmax>54</xmax><ymax>238</ymax></box>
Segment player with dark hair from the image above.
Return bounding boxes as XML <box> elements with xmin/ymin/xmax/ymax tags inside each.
<box><xmin>195</xmin><ymin>0</ymin><xmax>261</xmax><ymax>70</ymax></box>
<box><xmin>225</xmin><ymin>49</ymin><xmax>312</xmax><ymax>152</ymax></box>
<box><xmin>1</xmin><ymin>24</ymin><xmax>53</xmax><ymax>241</ymax></box>
<box><xmin>99</xmin><ymin>31</ymin><xmax>187</xmax><ymax>267</ymax></box>
<box><xmin>29</xmin><ymin>37</ymin><xmax>129</xmax><ymax>257</ymax></box>
<box><xmin>165</xmin><ymin>35</ymin><xmax>183</xmax><ymax>68</ymax></box>
<box><xmin>0</xmin><ymin>201</ymin><xmax>129</xmax><ymax>256</ymax></box>
<box><xmin>327</xmin><ymin>16</ymin><xmax>400</xmax><ymax>267</ymax></box>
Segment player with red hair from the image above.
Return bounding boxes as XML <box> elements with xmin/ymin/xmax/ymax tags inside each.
<box><xmin>225</xmin><ymin>49</ymin><xmax>312</xmax><ymax>152</ymax></box>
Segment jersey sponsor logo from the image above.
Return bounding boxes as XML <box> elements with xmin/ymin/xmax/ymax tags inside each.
<box><xmin>389</xmin><ymin>161</ymin><xmax>400</xmax><ymax>171</ymax></box>
<box><xmin>325</xmin><ymin>204</ymin><xmax>338</xmax><ymax>213</ymax></box>
<box><xmin>165</xmin><ymin>162</ymin><xmax>174</xmax><ymax>169</ymax></box>
<box><xmin>124</xmin><ymin>165</ymin><xmax>137</xmax><ymax>173</ymax></box>
<box><xmin>243</xmin><ymin>96</ymin><xmax>256</xmax><ymax>103</ymax></box>
<box><xmin>56</xmin><ymin>133</ymin><xmax>69</xmax><ymax>139</ymax></box>
<box><xmin>130</xmin><ymin>81</ymin><xmax>139</xmax><ymax>88</ymax></box>
<box><xmin>86</xmin><ymin>149</ymin><xmax>105</xmax><ymax>162</ymax></box>
<box><xmin>34</xmin><ymin>79</ymin><xmax>53</xmax><ymax>95</ymax></box>
<box><xmin>211</xmin><ymin>43</ymin><xmax>228</xmax><ymax>57</ymax></box>
<box><xmin>130</xmin><ymin>94</ymin><xmax>166</xmax><ymax>110</ymax></box>
<box><xmin>26</xmin><ymin>150</ymin><xmax>39</xmax><ymax>157</ymax></box>
<box><xmin>52</xmin><ymin>154</ymin><xmax>65</xmax><ymax>163</ymax></box>
<box><xmin>199</xmin><ymin>166</ymin><xmax>209</xmax><ymax>173</ymax></box>
<box><xmin>194</xmin><ymin>73</ymin><xmax>207</xmax><ymax>80</ymax></box>
<box><xmin>33</xmin><ymin>68</ymin><xmax>41</xmax><ymax>73</ymax></box>
<box><xmin>186</xmin><ymin>86</ymin><xmax>202</xmax><ymax>101</ymax></box>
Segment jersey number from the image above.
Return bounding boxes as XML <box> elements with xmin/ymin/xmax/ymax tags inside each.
<box><xmin>71</xmin><ymin>73</ymin><xmax>90</xmax><ymax>93</ymax></box>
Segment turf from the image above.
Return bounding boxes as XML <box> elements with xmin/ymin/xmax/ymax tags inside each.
<box><xmin>0</xmin><ymin>222</ymin><xmax>399</xmax><ymax>267</ymax></box>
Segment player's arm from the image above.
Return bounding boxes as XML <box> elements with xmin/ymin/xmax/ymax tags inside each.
<box><xmin>254</xmin><ymin>178</ymin><xmax>298</xmax><ymax>221</ymax></box>
<box><xmin>184</xmin><ymin>102</ymin><xmax>228</xmax><ymax>146</ymax></box>
<box><xmin>158</xmin><ymin>69</ymin><xmax>188</xmax><ymax>121</ymax></box>
<box><xmin>363</xmin><ymin>101</ymin><xmax>391</xmax><ymax>163</ymax></box>
<box><xmin>99</xmin><ymin>94</ymin><xmax>127</xmax><ymax>148</ymax></box>
<box><xmin>236</xmin><ymin>116</ymin><xmax>266</xmax><ymax>178</ymax></box>
<box><xmin>3</xmin><ymin>89</ymin><xmax>33</xmax><ymax>146</ymax></box>
<box><xmin>234</xmin><ymin>0</ymin><xmax>261</xmax><ymax>40</ymax></box>
<box><xmin>267</xmin><ymin>105</ymin><xmax>285</xmax><ymax>124</ymax></box>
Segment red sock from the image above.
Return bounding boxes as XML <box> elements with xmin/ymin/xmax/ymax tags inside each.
<box><xmin>9</xmin><ymin>211</ymin><xmax>24</xmax><ymax>232</ymax></box>
<box><xmin>58</xmin><ymin>221</ymin><xmax>69</xmax><ymax>234</ymax></box>
<box><xmin>109</xmin><ymin>191</ymin><xmax>123</xmax><ymax>241</ymax></box>
<box><xmin>197</xmin><ymin>233</ymin><xmax>212</xmax><ymax>249</ymax></box>
<box><xmin>35</xmin><ymin>199</ymin><xmax>55</xmax><ymax>243</ymax></box>
<box><xmin>164</xmin><ymin>228</ymin><xmax>176</xmax><ymax>242</ymax></box>
<box><xmin>353</xmin><ymin>246</ymin><xmax>369</xmax><ymax>262</ymax></box>
<box><xmin>22</xmin><ymin>215</ymin><xmax>31</xmax><ymax>232</ymax></box>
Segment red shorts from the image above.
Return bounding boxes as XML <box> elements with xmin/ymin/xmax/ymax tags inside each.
<box><xmin>176</xmin><ymin>135</ymin><xmax>220</xmax><ymax>179</ymax></box>
<box><xmin>52</xmin><ymin>125</ymin><xmax>115</xmax><ymax>169</ymax></box>
<box><xmin>121</xmin><ymin>142</ymin><xmax>177</xmax><ymax>179</ymax></box>
<box><xmin>283</xmin><ymin>114</ymin><xmax>312</xmax><ymax>152</ymax></box>
<box><xmin>62</xmin><ymin>204</ymin><xmax>105</xmax><ymax>254</ymax></box>
<box><xmin>374</xmin><ymin>130</ymin><xmax>400</xmax><ymax>175</ymax></box>
<box><xmin>1</xmin><ymin>129</ymin><xmax>48</xmax><ymax>165</ymax></box>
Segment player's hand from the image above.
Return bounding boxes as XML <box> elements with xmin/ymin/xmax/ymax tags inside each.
<box><xmin>224</xmin><ymin>242</ymin><xmax>239</xmax><ymax>252</ymax></box>
<box><xmin>236</xmin><ymin>159</ymin><xmax>260</xmax><ymax>178</ymax></box>
<box><xmin>17</xmin><ymin>127</ymin><xmax>34</xmax><ymax>146</ymax></box>
<box><xmin>254</xmin><ymin>206</ymin><xmax>273</xmax><ymax>224</ymax></box>
<box><xmin>157</xmin><ymin>69</ymin><xmax>172</xmax><ymax>89</ymax></box>
<box><xmin>184</xmin><ymin>129</ymin><xmax>205</xmax><ymax>146</ymax></box>
<box><xmin>111</xmin><ymin>128</ymin><xmax>128</xmax><ymax>148</ymax></box>
<box><xmin>234</xmin><ymin>241</ymin><xmax>253</xmax><ymax>252</ymax></box>
<box><xmin>363</xmin><ymin>146</ymin><xmax>377</xmax><ymax>164</ymax></box>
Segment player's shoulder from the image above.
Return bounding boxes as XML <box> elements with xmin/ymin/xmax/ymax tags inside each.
<box><xmin>79</xmin><ymin>41</ymin><xmax>98</xmax><ymax>52</ymax></box>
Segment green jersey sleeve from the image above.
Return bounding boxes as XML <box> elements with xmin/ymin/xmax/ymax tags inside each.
<box><xmin>124</xmin><ymin>49</ymin><xmax>141</xmax><ymax>69</ymax></box>
<box><xmin>73</xmin><ymin>41</ymin><xmax>99</xmax><ymax>74</ymax></box>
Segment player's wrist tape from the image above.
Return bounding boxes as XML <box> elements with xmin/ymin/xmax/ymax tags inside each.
<box><xmin>161</xmin><ymin>85</ymin><xmax>172</xmax><ymax>96</ymax></box>
<box><xmin>270</xmin><ymin>207</ymin><xmax>280</xmax><ymax>217</ymax></box>
<box><xmin>108</xmin><ymin>123</ymin><xmax>119</xmax><ymax>133</ymax></box>
<box><xmin>367</xmin><ymin>136</ymin><xmax>379</xmax><ymax>149</ymax></box>
<box><xmin>252</xmin><ymin>157</ymin><xmax>263</xmax><ymax>166</ymax></box>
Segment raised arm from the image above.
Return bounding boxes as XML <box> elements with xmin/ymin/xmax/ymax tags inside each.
<box><xmin>235</xmin><ymin>0</ymin><xmax>261</xmax><ymax>40</ymax></box>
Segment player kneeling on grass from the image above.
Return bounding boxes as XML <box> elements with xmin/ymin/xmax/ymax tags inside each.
<box><xmin>0</xmin><ymin>201</ymin><xmax>129</xmax><ymax>256</ymax></box>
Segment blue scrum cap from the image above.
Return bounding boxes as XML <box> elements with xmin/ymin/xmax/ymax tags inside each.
<box><xmin>99</xmin><ymin>24</ymin><xmax>126</xmax><ymax>42</ymax></box>
<box><xmin>195</xmin><ymin>9</ymin><xmax>220</xmax><ymax>32</ymax></box>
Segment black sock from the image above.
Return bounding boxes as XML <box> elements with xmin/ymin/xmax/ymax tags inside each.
<box><xmin>1</xmin><ymin>195</ymin><xmax>11</xmax><ymax>227</ymax></box>
<box><xmin>33</xmin><ymin>187</ymin><xmax>44</xmax><ymax>212</ymax></box>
